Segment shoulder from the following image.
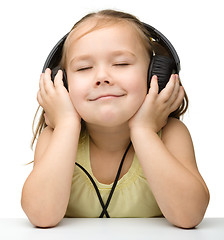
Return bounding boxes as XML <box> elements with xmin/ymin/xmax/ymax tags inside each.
<box><xmin>33</xmin><ymin>126</ymin><xmax>53</xmax><ymax>166</ymax></box>
<box><xmin>161</xmin><ymin>117</ymin><xmax>197</xmax><ymax>171</ymax></box>
<box><xmin>161</xmin><ymin>117</ymin><xmax>192</xmax><ymax>144</ymax></box>
<box><xmin>161</xmin><ymin>117</ymin><xmax>194</xmax><ymax>153</ymax></box>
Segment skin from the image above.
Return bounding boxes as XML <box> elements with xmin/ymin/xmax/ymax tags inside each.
<box><xmin>21</xmin><ymin>20</ymin><xmax>209</xmax><ymax>228</ymax></box>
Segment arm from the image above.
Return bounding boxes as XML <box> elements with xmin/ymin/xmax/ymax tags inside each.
<box><xmin>21</xmin><ymin>69</ymin><xmax>81</xmax><ymax>227</ymax></box>
<box><xmin>129</xmin><ymin>75</ymin><xmax>209</xmax><ymax>228</ymax></box>
<box><xmin>131</xmin><ymin>118</ymin><xmax>209</xmax><ymax>228</ymax></box>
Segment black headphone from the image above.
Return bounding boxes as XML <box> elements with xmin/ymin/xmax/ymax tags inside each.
<box><xmin>42</xmin><ymin>23</ymin><xmax>180</xmax><ymax>93</ymax></box>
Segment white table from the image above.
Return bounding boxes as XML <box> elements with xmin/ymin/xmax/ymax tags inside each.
<box><xmin>0</xmin><ymin>218</ymin><xmax>223</xmax><ymax>240</ymax></box>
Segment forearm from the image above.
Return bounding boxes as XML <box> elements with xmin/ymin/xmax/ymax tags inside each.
<box><xmin>21</xmin><ymin>123</ymin><xmax>81</xmax><ymax>227</ymax></box>
<box><xmin>131</xmin><ymin>128</ymin><xmax>209</xmax><ymax>228</ymax></box>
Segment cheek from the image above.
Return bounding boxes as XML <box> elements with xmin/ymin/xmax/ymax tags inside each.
<box><xmin>68</xmin><ymin>81</ymin><xmax>84</xmax><ymax>108</ymax></box>
<box><xmin>68</xmin><ymin>88</ymin><xmax>89</xmax><ymax>120</ymax></box>
<box><xmin>130</xmin><ymin>87</ymin><xmax>146</xmax><ymax>114</ymax></box>
<box><xmin>67</xmin><ymin>78</ymin><xmax>93</xmax><ymax>121</ymax></box>
<box><xmin>125</xmin><ymin>69</ymin><xmax>147</xmax><ymax>97</ymax></box>
<box><xmin>121</xmin><ymin>63</ymin><xmax>148</xmax><ymax>87</ymax></box>
<box><xmin>126</xmin><ymin>70</ymin><xmax>148</xmax><ymax>111</ymax></box>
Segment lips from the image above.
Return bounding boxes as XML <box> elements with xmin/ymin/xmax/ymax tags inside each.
<box><xmin>88</xmin><ymin>90</ymin><xmax>126</xmax><ymax>101</ymax></box>
<box><xmin>89</xmin><ymin>94</ymin><xmax>125</xmax><ymax>101</ymax></box>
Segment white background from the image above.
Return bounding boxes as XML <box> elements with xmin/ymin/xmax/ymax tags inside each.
<box><xmin>0</xmin><ymin>0</ymin><xmax>223</xmax><ymax>218</ymax></box>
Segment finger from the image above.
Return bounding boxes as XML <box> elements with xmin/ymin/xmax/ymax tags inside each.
<box><xmin>54</xmin><ymin>70</ymin><xmax>64</xmax><ymax>88</ymax></box>
<box><xmin>43</xmin><ymin>68</ymin><xmax>55</xmax><ymax>94</ymax></box>
<box><xmin>37</xmin><ymin>89</ymin><xmax>44</xmax><ymax>107</ymax></box>
<box><xmin>148</xmin><ymin>75</ymin><xmax>159</xmax><ymax>96</ymax></box>
<box><xmin>169</xmin><ymin>86</ymin><xmax>185</xmax><ymax>113</ymax></box>
<box><xmin>167</xmin><ymin>74</ymin><xmax>180</xmax><ymax>105</ymax></box>
<box><xmin>39</xmin><ymin>73</ymin><xmax>43</xmax><ymax>89</ymax></box>
<box><xmin>43</xmin><ymin>68</ymin><xmax>54</xmax><ymax>94</ymax></box>
<box><xmin>159</xmin><ymin>74</ymin><xmax>176</xmax><ymax>102</ymax></box>
<box><xmin>39</xmin><ymin>73</ymin><xmax>46</xmax><ymax>96</ymax></box>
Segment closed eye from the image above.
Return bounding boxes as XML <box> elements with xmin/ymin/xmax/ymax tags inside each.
<box><xmin>77</xmin><ymin>67</ymin><xmax>92</xmax><ymax>71</ymax></box>
<box><xmin>113</xmin><ymin>63</ymin><xmax>130</xmax><ymax>66</ymax></box>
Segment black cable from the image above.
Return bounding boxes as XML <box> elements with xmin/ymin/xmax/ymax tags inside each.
<box><xmin>75</xmin><ymin>141</ymin><xmax>132</xmax><ymax>218</ymax></box>
<box><xmin>99</xmin><ymin>142</ymin><xmax>132</xmax><ymax>217</ymax></box>
<box><xmin>75</xmin><ymin>162</ymin><xmax>110</xmax><ymax>218</ymax></box>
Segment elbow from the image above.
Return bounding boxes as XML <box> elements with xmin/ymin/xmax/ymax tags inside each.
<box><xmin>172</xmin><ymin>216</ymin><xmax>203</xmax><ymax>229</ymax></box>
<box><xmin>21</xmin><ymin>199</ymin><xmax>63</xmax><ymax>228</ymax></box>
<box><xmin>170</xmin><ymin>206</ymin><xmax>208</xmax><ymax>229</ymax></box>
<box><xmin>173</xmin><ymin>188</ymin><xmax>210</xmax><ymax>229</ymax></box>
<box><xmin>30</xmin><ymin>216</ymin><xmax>61</xmax><ymax>228</ymax></box>
<box><xmin>168</xmin><ymin>203</ymin><xmax>209</xmax><ymax>229</ymax></box>
<box><xmin>21</xmin><ymin>178</ymin><xmax>66</xmax><ymax>228</ymax></box>
<box><xmin>25</xmin><ymin>209</ymin><xmax>62</xmax><ymax>228</ymax></box>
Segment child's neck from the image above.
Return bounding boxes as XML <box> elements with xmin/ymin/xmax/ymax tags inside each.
<box><xmin>86</xmin><ymin>123</ymin><xmax>131</xmax><ymax>153</ymax></box>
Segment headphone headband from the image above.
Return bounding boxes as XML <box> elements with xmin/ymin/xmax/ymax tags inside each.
<box><xmin>42</xmin><ymin>33</ymin><xmax>68</xmax><ymax>72</ymax></box>
<box><xmin>143</xmin><ymin>23</ymin><xmax>180</xmax><ymax>72</ymax></box>
<box><xmin>42</xmin><ymin>22</ymin><xmax>180</xmax><ymax>74</ymax></box>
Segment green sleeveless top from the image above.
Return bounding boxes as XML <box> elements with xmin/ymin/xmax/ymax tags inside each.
<box><xmin>65</xmin><ymin>131</ymin><xmax>163</xmax><ymax>218</ymax></box>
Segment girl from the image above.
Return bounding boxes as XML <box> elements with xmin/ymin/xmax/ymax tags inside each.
<box><xmin>21</xmin><ymin>9</ymin><xmax>209</xmax><ymax>228</ymax></box>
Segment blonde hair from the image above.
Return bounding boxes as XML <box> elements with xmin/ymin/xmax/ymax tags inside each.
<box><xmin>31</xmin><ymin>9</ymin><xmax>188</xmax><ymax>149</ymax></box>
<box><xmin>60</xmin><ymin>10</ymin><xmax>153</xmax><ymax>69</ymax></box>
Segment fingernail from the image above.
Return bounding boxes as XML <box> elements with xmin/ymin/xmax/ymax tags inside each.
<box><xmin>57</xmin><ymin>69</ymin><xmax>62</xmax><ymax>75</ymax></box>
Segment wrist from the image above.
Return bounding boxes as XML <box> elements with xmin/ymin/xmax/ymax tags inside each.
<box><xmin>54</xmin><ymin>118</ymin><xmax>81</xmax><ymax>131</ymax></box>
<box><xmin>130</xmin><ymin>125</ymin><xmax>158</xmax><ymax>139</ymax></box>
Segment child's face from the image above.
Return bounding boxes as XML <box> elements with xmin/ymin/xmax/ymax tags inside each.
<box><xmin>65</xmin><ymin>21</ymin><xmax>150</xmax><ymax>127</ymax></box>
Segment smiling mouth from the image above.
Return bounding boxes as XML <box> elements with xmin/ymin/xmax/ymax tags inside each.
<box><xmin>89</xmin><ymin>94</ymin><xmax>125</xmax><ymax>101</ymax></box>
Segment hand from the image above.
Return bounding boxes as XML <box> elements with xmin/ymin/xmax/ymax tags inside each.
<box><xmin>37</xmin><ymin>68</ymin><xmax>81</xmax><ymax>129</ymax></box>
<box><xmin>129</xmin><ymin>74</ymin><xmax>185</xmax><ymax>133</ymax></box>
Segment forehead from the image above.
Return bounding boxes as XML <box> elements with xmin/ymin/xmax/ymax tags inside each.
<box><xmin>68</xmin><ymin>18</ymin><xmax>141</xmax><ymax>42</ymax></box>
<box><xmin>65</xmin><ymin>18</ymin><xmax>146</xmax><ymax>55</ymax></box>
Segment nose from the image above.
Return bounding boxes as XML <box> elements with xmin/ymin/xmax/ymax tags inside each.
<box><xmin>96</xmin><ymin>80</ymin><xmax>110</xmax><ymax>86</ymax></box>
<box><xmin>94</xmin><ymin>65</ymin><xmax>112</xmax><ymax>87</ymax></box>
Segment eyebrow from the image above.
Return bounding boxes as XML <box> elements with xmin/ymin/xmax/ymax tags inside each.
<box><xmin>69</xmin><ymin>50</ymin><xmax>136</xmax><ymax>65</ymax></box>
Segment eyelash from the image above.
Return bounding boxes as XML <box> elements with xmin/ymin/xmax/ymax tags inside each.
<box><xmin>77</xmin><ymin>67</ymin><xmax>92</xmax><ymax>72</ymax></box>
<box><xmin>76</xmin><ymin>63</ymin><xmax>130</xmax><ymax>72</ymax></box>
<box><xmin>113</xmin><ymin>63</ymin><xmax>129</xmax><ymax>66</ymax></box>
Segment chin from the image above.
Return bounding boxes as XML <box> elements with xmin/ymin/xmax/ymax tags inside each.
<box><xmin>83</xmin><ymin>115</ymin><xmax>130</xmax><ymax>128</ymax></box>
<box><xmin>79</xmin><ymin>106</ymin><xmax>137</xmax><ymax>128</ymax></box>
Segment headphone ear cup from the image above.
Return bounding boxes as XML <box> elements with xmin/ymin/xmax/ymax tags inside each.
<box><xmin>147</xmin><ymin>55</ymin><xmax>176</xmax><ymax>92</ymax></box>
<box><xmin>51</xmin><ymin>66</ymin><xmax>68</xmax><ymax>91</ymax></box>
